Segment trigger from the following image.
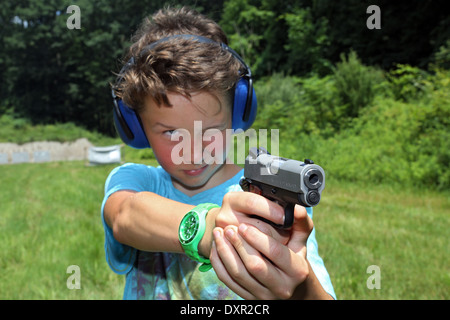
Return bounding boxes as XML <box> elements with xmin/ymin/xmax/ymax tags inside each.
<box><xmin>249</xmin><ymin>184</ymin><xmax>262</xmax><ymax>195</ymax></box>
<box><xmin>283</xmin><ymin>204</ymin><xmax>295</xmax><ymax>229</ymax></box>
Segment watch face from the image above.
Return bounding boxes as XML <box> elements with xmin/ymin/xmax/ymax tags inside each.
<box><xmin>179</xmin><ymin>212</ymin><xmax>199</xmax><ymax>244</ymax></box>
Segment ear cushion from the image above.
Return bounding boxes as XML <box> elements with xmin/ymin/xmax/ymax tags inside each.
<box><xmin>232</xmin><ymin>78</ymin><xmax>257</xmax><ymax>132</ymax></box>
<box><xmin>113</xmin><ymin>98</ymin><xmax>150</xmax><ymax>149</ymax></box>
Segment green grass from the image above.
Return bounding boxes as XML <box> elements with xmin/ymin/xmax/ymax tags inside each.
<box><xmin>0</xmin><ymin>161</ymin><xmax>123</xmax><ymax>299</ymax></box>
<box><xmin>0</xmin><ymin>157</ymin><xmax>448</xmax><ymax>299</ymax></box>
<box><xmin>315</xmin><ymin>179</ymin><xmax>450</xmax><ymax>299</ymax></box>
<box><xmin>0</xmin><ymin>114</ymin><xmax>118</xmax><ymax>145</ymax></box>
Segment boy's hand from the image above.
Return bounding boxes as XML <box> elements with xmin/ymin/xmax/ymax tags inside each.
<box><xmin>199</xmin><ymin>192</ymin><xmax>290</xmax><ymax>258</ymax></box>
<box><xmin>210</xmin><ymin>203</ymin><xmax>314</xmax><ymax>300</ymax></box>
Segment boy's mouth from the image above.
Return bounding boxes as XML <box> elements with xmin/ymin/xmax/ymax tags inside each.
<box><xmin>183</xmin><ymin>165</ymin><xmax>208</xmax><ymax>176</ymax></box>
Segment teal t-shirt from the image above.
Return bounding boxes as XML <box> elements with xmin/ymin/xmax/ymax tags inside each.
<box><xmin>101</xmin><ymin>163</ymin><xmax>336</xmax><ymax>299</ymax></box>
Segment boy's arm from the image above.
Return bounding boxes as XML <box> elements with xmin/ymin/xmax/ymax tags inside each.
<box><xmin>104</xmin><ymin>191</ymin><xmax>194</xmax><ymax>253</ymax></box>
<box><xmin>103</xmin><ymin>190</ymin><xmax>286</xmax><ymax>257</ymax></box>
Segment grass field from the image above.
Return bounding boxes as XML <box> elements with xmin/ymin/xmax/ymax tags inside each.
<box><xmin>0</xmin><ymin>154</ymin><xmax>448</xmax><ymax>299</ymax></box>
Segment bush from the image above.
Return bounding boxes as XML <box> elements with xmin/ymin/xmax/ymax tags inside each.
<box><xmin>296</xmin><ymin>75</ymin><xmax>339</xmax><ymax>136</ymax></box>
<box><xmin>386</xmin><ymin>64</ymin><xmax>430</xmax><ymax>102</ymax></box>
<box><xmin>0</xmin><ymin>113</ymin><xmax>117</xmax><ymax>146</ymax></box>
<box><xmin>314</xmin><ymin>93</ymin><xmax>450</xmax><ymax>190</ymax></box>
<box><xmin>253</xmin><ymin>74</ymin><xmax>303</xmax><ymax>136</ymax></box>
<box><xmin>432</xmin><ymin>39</ymin><xmax>450</xmax><ymax>70</ymax></box>
<box><xmin>254</xmin><ymin>74</ymin><xmax>339</xmax><ymax>137</ymax></box>
<box><xmin>253</xmin><ymin>66</ymin><xmax>450</xmax><ymax>190</ymax></box>
<box><xmin>254</xmin><ymin>73</ymin><xmax>302</xmax><ymax>110</ymax></box>
<box><xmin>333</xmin><ymin>50</ymin><xmax>384</xmax><ymax>118</ymax></box>
<box><xmin>283</xmin><ymin>7</ymin><xmax>332</xmax><ymax>75</ymax></box>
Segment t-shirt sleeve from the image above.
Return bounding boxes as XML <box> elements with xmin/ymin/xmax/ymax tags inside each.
<box><xmin>100</xmin><ymin>163</ymin><xmax>155</xmax><ymax>275</ymax></box>
<box><xmin>305</xmin><ymin>207</ymin><xmax>337</xmax><ymax>299</ymax></box>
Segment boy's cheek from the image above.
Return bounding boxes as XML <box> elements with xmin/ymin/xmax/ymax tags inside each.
<box><xmin>159</xmin><ymin>150</ymin><xmax>179</xmax><ymax>168</ymax></box>
<box><xmin>149</xmin><ymin>141</ymin><xmax>177</xmax><ymax>167</ymax></box>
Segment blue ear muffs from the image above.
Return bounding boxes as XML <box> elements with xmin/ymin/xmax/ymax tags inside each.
<box><xmin>112</xmin><ymin>93</ymin><xmax>151</xmax><ymax>149</ymax></box>
<box><xmin>112</xmin><ymin>35</ymin><xmax>257</xmax><ymax>149</ymax></box>
<box><xmin>233</xmin><ymin>77</ymin><xmax>257</xmax><ymax>132</ymax></box>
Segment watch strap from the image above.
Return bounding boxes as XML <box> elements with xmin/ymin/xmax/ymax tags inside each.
<box><xmin>179</xmin><ymin>203</ymin><xmax>219</xmax><ymax>272</ymax></box>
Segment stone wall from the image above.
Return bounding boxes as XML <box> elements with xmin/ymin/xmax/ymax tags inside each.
<box><xmin>0</xmin><ymin>138</ymin><xmax>93</xmax><ymax>164</ymax></box>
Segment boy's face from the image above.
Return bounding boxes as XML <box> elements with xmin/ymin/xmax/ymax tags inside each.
<box><xmin>140</xmin><ymin>91</ymin><xmax>233</xmax><ymax>194</ymax></box>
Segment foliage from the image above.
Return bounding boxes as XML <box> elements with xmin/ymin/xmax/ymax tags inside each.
<box><xmin>321</xmin><ymin>96</ymin><xmax>450</xmax><ymax>190</ymax></box>
<box><xmin>1</xmin><ymin>0</ymin><xmax>449</xmax><ymax>190</ymax></box>
<box><xmin>1</xmin><ymin>0</ymin><xmax>449</xmax><ymax>134</ymax></box>
<box><xmin>386</xmin><ymin>64</ymin><xmax>430</xmax><ymax>102</ymax></box>
<box><xmin>432</xmin><ymin>39</ymin><xmax>450</xmax><ymax>70</ymax></box>
<box><xmin>220</xmin><ymin>0</ymin><xmax>334</xmax><ymax>76</ymax></box>
<box><xmin>221</xmin><ymin>0</ymin><xmax>275</xmax><ymax>73</ymax></box>
<box><xmin>220</xmin><ymin>0</ymin><xmax>450</xmax><ymax>76</ymax></box>
<box><xmin>253</xmin><ymin>62</ymin><xmax>450</xmax><ymax>190</ymax></box>
<box><xmin>333</xmin><ymin>50</ymin><xmax>384</xmax><ymax>118</ymax></box>
<box><xmin>254</xmin><ymin>73</ymin><xmax>339</xmax><ymax>138</ymax></box>
<box><xmin>255</xmin><ymin>52</ymin><xmax>384</xmax><ymax>137</ymax></box>
<box><xmin>0</xmin><ymin>0</ymin><xmax>227</xmax><ymax>135</ymax></box>
<box><xmin>282</xmin><ymin>7</ymin><xmax>331</xmax><ymax>75</ymax></box>
<box><xmin>0</xmin><ymin>112</ymin><xmax>116</xmax><ymax>145</ymax></box>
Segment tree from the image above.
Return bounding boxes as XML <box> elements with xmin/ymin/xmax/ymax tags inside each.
<box><xmin>0</xmin><ymin>0</ymin><xmax>237</xmax><ymax>135</ymax></box>
<box><xmin>1</xmin><ymin>0</ymin><xmax>448</xmax><ymax>136</ymax></box>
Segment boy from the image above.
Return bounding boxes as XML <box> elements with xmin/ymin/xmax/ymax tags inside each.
<box><xmin>102</xmin><ymin>7</ymin><xmax>335</xmax><ymax>300</ymax></box>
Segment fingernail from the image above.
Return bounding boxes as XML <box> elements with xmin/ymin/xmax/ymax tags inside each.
<box><xmin>213</xmin><ymin>229</ymin><xmax>221</xmax><ymax>239</ymax></box>
<box><xmin>225</xmin><ymin>228</ymin><xmax>234</xmax><ymax>240</ymax></box>
<box><xmin>238</xmin><ymin>223</ymin><xmax>248</xmax><ymax>234</ymax></box>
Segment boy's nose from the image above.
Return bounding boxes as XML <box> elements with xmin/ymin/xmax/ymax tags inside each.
<box><xmin>191</xmin><ymin>129</ymin><xmax>205</xmax><ymax>165</ymax></box>
<box><xmin>191</xmin><ymin>145</ymin><xmax>204</xmax><ymax>165</ymax></box>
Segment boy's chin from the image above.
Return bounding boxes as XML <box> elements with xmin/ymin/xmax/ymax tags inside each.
<box><xmin>172</xmin><ymin>169</ymin><xmax>210</xmax><ymax>188</ymax></box>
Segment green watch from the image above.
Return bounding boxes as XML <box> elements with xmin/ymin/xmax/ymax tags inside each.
<box><xmin>179</xmin><ymin>203</ymin><xmax>219</xmax><ymax>272</ymax></box>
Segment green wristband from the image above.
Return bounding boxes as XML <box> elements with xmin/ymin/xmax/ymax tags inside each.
<box><xmin>178</xmin><ymin>203</ymin><xmax>219</xmax><ymax>272</ymax></box>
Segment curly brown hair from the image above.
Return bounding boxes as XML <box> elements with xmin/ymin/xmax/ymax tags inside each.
<box><xmin>114</xmin><ymin>7</ymin><xmax>243</xmax><ymax>112</ymax></box>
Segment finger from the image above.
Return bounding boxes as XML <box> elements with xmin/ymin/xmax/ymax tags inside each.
<box><xmin>210</xmin><ymin>228</ymin><xmax>252</xmax><ymax>299</ymax></box>
<box><xmin>243</xmin><ymin>217</ymin><xmax>291</xmax><ymax>246</ymax></box>
<box><xmin>220</xmin><ymin>226</ymin><xmax>272</xmax><ymax>296</ymax></box>
<box><xmin>210</xmin><ymin>227</ymin><xmax>255</xmax><ymax>299</ymax></box>
<box><xmin>238</xmin><ymin>223</ymin><xmax>308</xmax><ymax>280</ymax></box>
<box><xmin>223</xmin><ymin>192</ymin><xmax>285</xmax><ymax>226</ymax></box>
<box><xmin>224</xmin><ymin>225</ymin><xmax>285</xmax><ymax>295</ymax></box>
<box><xmin>288</xmin><ymin>205</ymin><xmax>314</xmax><ymax>253</ymax></box>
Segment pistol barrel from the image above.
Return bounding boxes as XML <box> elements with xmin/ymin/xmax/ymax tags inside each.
<box><xmin>243</xmin><ymin>150</ymin><xmax>325</xmax><ymax>207</ymax></box>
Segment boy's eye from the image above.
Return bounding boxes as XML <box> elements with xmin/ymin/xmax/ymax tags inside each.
<box><xmin>162</xmin><ymin>128</ymin><xmax>190</xmax><ymax>141</ymax></box>
<box><xmin>163</xmin><ymin>130</ymin><xmax>176</xmax><ymax>136</ymax></box>
<box><xmin>163</xmin><ymin>129</ymin><xmax>184</xmax><ymax>140</ymax></box>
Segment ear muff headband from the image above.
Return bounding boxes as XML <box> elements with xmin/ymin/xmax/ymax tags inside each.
<box><xmin>217</xmin><ymin>41</ymin><xmax>255</xmax><ymax>124</ymax></box>
<box><xmin>112</xmin><ymin>34</ymin><xmax>257</xmax><ymax>149</ymax></box>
